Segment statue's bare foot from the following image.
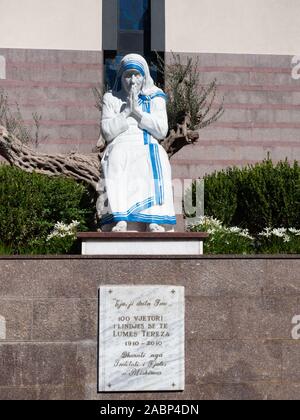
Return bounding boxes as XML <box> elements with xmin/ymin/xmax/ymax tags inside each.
<box><xmin>112</xmin><ymin>221</ymin><xmax>127</xmax><ymax>232</ymax></box>
<box><xmin>148</xmin><ymin>223</ymin><xmax>165</xmax><ymax>232</ymax></box>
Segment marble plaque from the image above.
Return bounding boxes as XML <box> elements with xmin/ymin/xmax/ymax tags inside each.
<box><xmin>98</xmin><ymin>285</ymin><xmax>185</xmax><ymax>392</ymax></box>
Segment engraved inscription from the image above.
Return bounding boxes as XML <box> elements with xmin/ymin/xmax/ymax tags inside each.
<box><xmin>98</xmin><ymin>286</ymin><xmax>185</xmax><ymax>392</ymax></box>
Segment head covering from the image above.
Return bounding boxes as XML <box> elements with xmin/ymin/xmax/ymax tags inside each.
<box><xmin>113</xmin><ymin>53</ymin><xmax>162</xmax><ymax>96</ymax></box>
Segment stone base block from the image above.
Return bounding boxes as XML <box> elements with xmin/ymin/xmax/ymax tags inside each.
<box><xmin>77</xmin><ymin>232</ymin><xmax>208</xmax><ymax>256</ymax></box>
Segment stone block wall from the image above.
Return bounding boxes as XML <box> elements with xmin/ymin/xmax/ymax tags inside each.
<box><xmin>0</xmin><ymin>255</ymin><xmax>300</xmax><ymax>400</ymax></box>
<box><xmin>0</xmin><ymin>48</ymin><xmax>102</xmax><ymax>155</ymax></box>
<box><xmin>167</xmin><ymin>52</ymin><xmax>300</xmax><ymax>179</ymax></box>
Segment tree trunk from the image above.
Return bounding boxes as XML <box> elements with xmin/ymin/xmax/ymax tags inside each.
<box><xmin>161</xmin><ymin>114</ymin><xmax>199</xmax><ymax>158</ymax></box>
<box><xmin>0</xmin><ymin>115</ymin><xmax>199</xmax><ymax>194</ymax></box>
<box><xmin>0</xmin><ymin>125</ymin><xmax>101</xmax><ymax>190</ymax></box>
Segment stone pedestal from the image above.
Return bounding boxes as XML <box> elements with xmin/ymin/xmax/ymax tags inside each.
<box><xmin>77</xmin><ymin>232</ymin><xmax>208</xmax><ymax>256</ymax></box>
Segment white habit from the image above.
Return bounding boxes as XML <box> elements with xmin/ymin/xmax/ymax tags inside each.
<box><xmin>99</xmin><ymin>55</ymin><xmax>176</xmax><ymax>227</ymax></box>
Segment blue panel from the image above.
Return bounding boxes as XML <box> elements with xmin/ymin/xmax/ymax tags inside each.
<box><xmin>119</xmin><ymin>0</ymin><xmax>149</xmax><ymax>30</ymax></box>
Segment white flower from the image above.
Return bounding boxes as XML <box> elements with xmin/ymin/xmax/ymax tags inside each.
<box><xmin>272</xmin><ymin>228</ymin><xmax>287</xmax><ymax>238</ymax></box>
<box><xmin>196</xmin><ymin>216</ymin><xmax>222</xmax><ymax>228</ymax></box>
<box><xmin>239</xmin><ymin>230</ymin><xmax>254</xmax><ymax>240</ymax></box>
<box><xmin>259</xmin><ymin>227</ymin><xmax>273</xmax><ymax>238</ymax></box>
<box><xmin>207</xmin><ymin>228</ymin><xmax>216</xmax><ymax>234</ymax></box>
<box><xmin>47</xmin><ymin>220</ymin><xmax>80</xmax><ymax>241</ymax></box>
<box><xmin>289</xmin><ymin>228</ymin><xmax>300</xmax><ymax>235</ymax></box>
<box><xmin>70</xmin><ymin>220</ymin><xmax>80</xmax><ymax>228</ymax></box>
<box><xmin>228</xmin><ymin>227</ymin><xmax>242</xmax><ymax>234</ymax></box>
<box><xmin>187</xmin><ymin>216</ymin><xmax>223</xmax><ymax>232</ymax></box>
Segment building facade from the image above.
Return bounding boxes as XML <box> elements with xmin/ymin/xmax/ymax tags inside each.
<box><xmin>0</xmin><ymin>0</ymin><xmax>300</xmax><ymax>179</ymax></box>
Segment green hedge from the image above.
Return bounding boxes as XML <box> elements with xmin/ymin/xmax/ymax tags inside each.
<box><xmin>191</xmin><ymin>159</ymin><xmax>300</xmax><ymax>234</ymax></box>
<box><xmin>0</xmin><ymin>165</ymin><xmax>93</xmax><ymax>254</ymax></box>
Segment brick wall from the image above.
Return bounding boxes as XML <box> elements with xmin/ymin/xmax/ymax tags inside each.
<box><xmin>0</xmin><ymin>48</ymin><xmax>102</xmax><ymax>154</ymax></box>
<box><xmin>0</xmin><ymin>255</ymin><xmax>300</xmax><ymax>400</ymax></box>
<box><xmin>167</xmin><ymin>52</ymin><xmax>300</xmax><ymax>179</ymax></box>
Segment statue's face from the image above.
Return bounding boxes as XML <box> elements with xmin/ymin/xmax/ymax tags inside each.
<box><xmin>122</xmin><ymin>69</ymin><xmax>144</xmax><ymax>94</ymax></box>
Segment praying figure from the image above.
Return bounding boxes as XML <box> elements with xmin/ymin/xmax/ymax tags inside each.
<box><xmin>99</xmin><ymin>54</ymin><xmax>176</xmax><ymax>232</ymax></box>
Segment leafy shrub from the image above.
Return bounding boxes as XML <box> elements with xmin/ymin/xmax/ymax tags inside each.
<box><xmin>257</xmin><ymin>227</ymin><xmax>300</xmax><ymax>254</ymax></box>
<box><xmin>189</xmin><ymin>158</ymin><xmax>300</xmax><ymax>234</ymax></box>
<box><xmin>0</xmin><ymin>165</ymin><xmax>93</xmax><ymax>254</ymax></box>
<box><xmin>188</xmin><ymin>217</ymin><xmax>300</xmax><ymax>254</ymax></box>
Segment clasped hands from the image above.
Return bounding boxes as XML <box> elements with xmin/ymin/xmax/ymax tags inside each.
<box><xmin>123</xmin><ymin>86</ymin><xmax>143</xmax><ymax>122</ymax></box>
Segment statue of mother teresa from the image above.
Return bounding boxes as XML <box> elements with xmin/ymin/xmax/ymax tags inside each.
<box><xmin>99</xmin><ymin>54</ymin><xmax>176</xmax><ymax>232</ymax></box>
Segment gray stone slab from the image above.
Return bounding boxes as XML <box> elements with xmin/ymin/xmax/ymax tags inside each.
<box><xmin>186</xmin><ymin>296</ymin><xmax>234</xmax><ymax>339</ymax></box>
<box><xmin>182</xmin><ymin>259</ymin><xmax>267</xmax><ymax>297</ymax></box>
<box><xmin>0</xmin><ymin>343</ymin><xmax>77</xmax><ymax>387</ymax></box>
<box><xmin>187</xmin><ymin>339</ymin><xmax>282</xmax><ymax>384</ymax></box>
<box><xmin>282</xmin><ymin>341</ymin><xmax>300</xmax><ymax>381</ymax></box>
<box><xmin>0</xmin><ymin>386</ymin><xmax>38</xmax><ymax>400</ymax></box>
<box><xmin>68</xmin><ymin>342</ymin><xmax>98</xmax><ymax>386</ymax></box>
<box><xmin>0</xmin><ymin>300</ymin><xmax>32</xmax><ymax>341</ymax></box>
<box><xmin>0</xmin><ymin>260</ymin><xmax>108</xmax><ymax>299</ymax></box>
<box><xmin>265</xmin><ymin>260</ymin><xmax>300</xmax><ymax>296</ymax></box>
<box><xmin>232</xmin><ymin>296</ymin><xmax>300</xmax><ymax>339</ymax></box>
<box><xmin>32</xmin><ymin>299</ymin><xmax>97</xmax><ymax>341</ymax></box>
